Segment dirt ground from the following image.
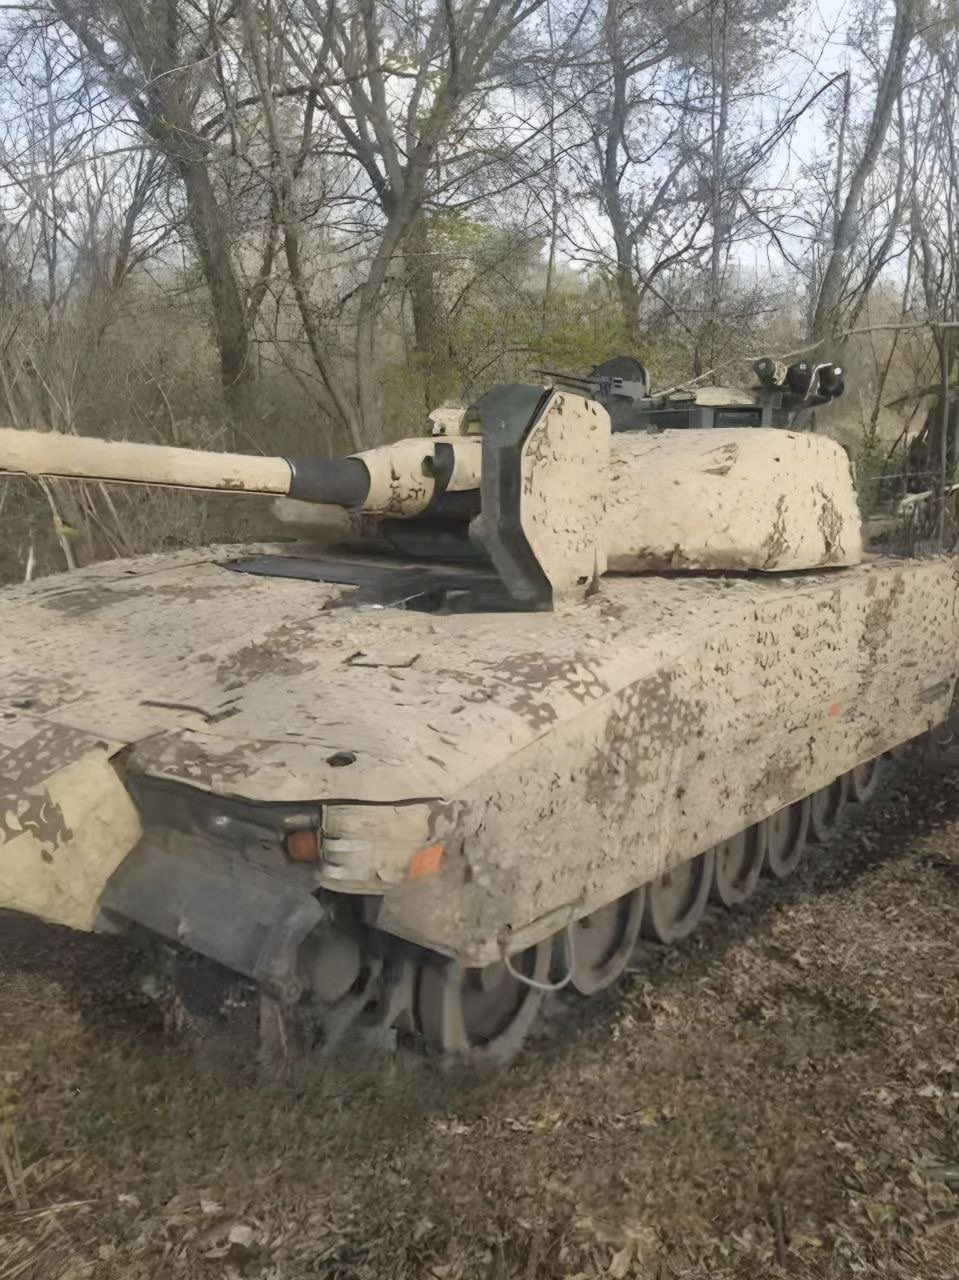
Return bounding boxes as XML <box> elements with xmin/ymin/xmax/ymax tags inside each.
<box><xmin>3</xmin><ymin>765</ymin><xmax>959</xmax><ymax>1280</ymax></box>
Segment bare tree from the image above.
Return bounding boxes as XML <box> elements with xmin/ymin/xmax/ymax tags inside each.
<box><xmin>256</xmin><ymin>0</ymin><xmax>550</xmax><ymax>439</ymax></box>
<box><xmin>557</xmin><ymin>0</ymin><xmax>803</xmax><ymax>371</ymax></box>
<box><xmin>556</xmin><ymin>0</ymin><xmax>705</xmax><ymax>345</ymax></box>
<box><xmin>809</xmin><ymin>0</ymin><xmax>917</xmax><ymax>342</ymax></box>
<box><xmin>901</xmin><ymin>7</ymin><xmax>958</xmax><ymax>478</ymax></box>
<box><xmin>33</xmin><ymin>0</ymin><xmax>265</xmax><ymax>440</ymax></box>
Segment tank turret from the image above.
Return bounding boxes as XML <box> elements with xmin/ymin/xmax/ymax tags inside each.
<box><xmin>0</xmin><ymin>379</ymin><xmax>861</xmax><ymax>612</ymax></box>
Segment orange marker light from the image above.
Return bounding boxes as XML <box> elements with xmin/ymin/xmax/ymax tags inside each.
<box><xmin>286</xmin><ymin>828</ymin><xmax>321</xmax><ymax>862</ymax></box>
<box><xmin>407</xmin><ymin>842</ymin><xmax>445</xmax><ymax>880</ymax></box>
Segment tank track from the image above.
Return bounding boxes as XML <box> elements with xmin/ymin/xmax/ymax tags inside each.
<box><xmin>251</xmin><ymin>741</ymin><xmax>924</xmax><ymax>1066</ymax></box>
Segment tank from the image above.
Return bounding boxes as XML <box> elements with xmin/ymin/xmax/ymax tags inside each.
<box><xmin>0</xmin><ymin>369</ymin><xmax>954</xmax><ymax>1061</ymax></box>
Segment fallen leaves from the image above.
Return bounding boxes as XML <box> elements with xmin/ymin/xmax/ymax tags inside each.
<box><xmin>5</xmin><ymin>766</ymin><xmax>959</xmax><ymax>1278</ymax></box>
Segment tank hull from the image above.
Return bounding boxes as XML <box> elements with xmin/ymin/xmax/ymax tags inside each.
<box><xmin>2</xmin><ymin>546</ymin><xmax>956</xmax><ymax>972</ymax></box>
<box><xmin>386</xmin><ymin>555</ymin><xmax>957</xmax><ymax>961</ymax></box>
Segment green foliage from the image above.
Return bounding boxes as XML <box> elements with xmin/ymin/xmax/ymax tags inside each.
<box><xmin>857</xmin><ymin>424</ymin><xmax>888</xmax><ymax>484</ymax></box>
<box><xmin>530</xmin><ymin>291</ymin><xmax>631</xmax><ymax>372</ymax></box>
<box><xmin>376</xmin><ymin>261</ymin><xmax>703</xmax><ymax>433</ymax></box>
<box><xmin>529</xmin><ymin>290</ymin><xmax>694</xmax><ymax>384</ymax></box>
<box><xmin>422</xmin><ymin>211</ymin><xmax>505</xmax><ymax>255</ymax></box>
<box><xmin>402</xmin><ymin>216</ymin><xmax>700</xmax><ymax>396</ymax></box>
<box><xmin>379</xmin><ymin>352</ymin><xmax>460</xmax><ymax>437</ymax></box>
<box><xmin>367</xmin><ymin>217</ymin><xmax>713</xmax><ymax>435</ymax></box>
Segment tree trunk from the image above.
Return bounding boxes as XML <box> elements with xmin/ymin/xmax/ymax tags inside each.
<box><xmin>602</xmin><ymin>0</ymin><xmax>642</xmax><ymax>349</ymax></box>
<box><xmin>353</xmin><ymin>133</ymin><xmax>432</xmax><ymax>441</ymax></box>
<box><xmin>404</xmin><ymin>217</ymin><xmax>447</xmax><ymax>413</ymax></box>
<box><xmin>613</xmin><ymin>241</ymin><xmax>641</xmax><ymax>347</ymax></box>
<box><xmin>355</xmin><ymin>216</ymin><xmax>409</xmax><ymax>441</ymax></box>
<box><xmin>177</xmin><ymin>157</ymin><xmax>255</xmax><ymax>446</ymax></box>
<box><xmin>705</xmin><ymin>0</ymin><xmax>731</xmax><ymax>379</ymax></box>
<box><xmin>240</xmin><ymin>0</ymin><xmax>361</xmax><ymax>448</ymax></box>
<box><xmin>811</xmin><ymin>0</ymin><xmax>915</xmax><ymax>342</ymax></box>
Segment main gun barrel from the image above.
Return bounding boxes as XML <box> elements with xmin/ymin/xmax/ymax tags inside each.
<box><xmin>0</xmin><ymin>427</ymin><xmax>296</xmax><ymax>494</ymax></box>
<box><xmin>0</xmin><ymin>428</ymin><xmax>481</xmax><ymax>517</ymax></box>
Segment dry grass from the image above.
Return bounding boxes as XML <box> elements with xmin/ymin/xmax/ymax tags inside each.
<box><xmin>0</xmin><ymin>480</ymin><xmax>284</xmax><ymax>586</ymax></box>
<box><xmin>3</xmin><ymin>766</ymin><xmax>959</xmax><ymax>1279</ymax></box>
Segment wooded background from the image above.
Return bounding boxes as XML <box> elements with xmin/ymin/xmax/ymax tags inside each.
<box><xmin>0</xmin><ymin>0</ymin><xmax>955</xmax><ymax>579</ymax></box>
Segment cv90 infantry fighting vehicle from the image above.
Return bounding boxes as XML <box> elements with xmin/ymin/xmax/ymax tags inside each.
<box><xmin>0</xmin><ymin>358</ymin><xmax>954</xmax><ymax>1060</ymax></box>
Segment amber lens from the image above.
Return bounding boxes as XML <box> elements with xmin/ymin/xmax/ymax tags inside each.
<box><xmin>285</xmin><ymin>828</ymin><xmax>321</xmax><ymax>862</ymax></box>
